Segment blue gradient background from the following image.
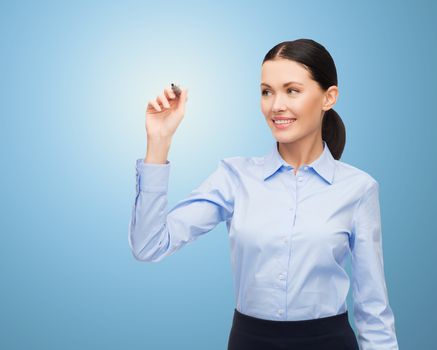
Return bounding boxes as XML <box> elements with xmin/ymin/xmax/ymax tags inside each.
<box><xmin>1</xmin><ymin>0</ymin><xmax>436</xmax><ymax>349</ymax></box>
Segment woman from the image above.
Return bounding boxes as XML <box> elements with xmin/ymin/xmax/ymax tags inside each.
<box><xmin>129</xmin><ymin>39</ymin><xmax>399</xmax><ymax>350</ymax></box>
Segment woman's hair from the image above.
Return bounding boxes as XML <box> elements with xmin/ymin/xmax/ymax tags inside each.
<box><xmin>262</xmin><ymin>39</ymin><xmax>345</xmax><ymax>160</ymax></box>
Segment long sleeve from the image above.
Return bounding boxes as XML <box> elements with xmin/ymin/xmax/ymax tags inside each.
<box><xmin>128</xmin><ymin>158</ymin><xmax>237</xmax><ymax>262</ymax></box>
<box><xmin>350</xmin><ymin>180</ymin><xmax>399</xmax><ymax>349</ymax></box>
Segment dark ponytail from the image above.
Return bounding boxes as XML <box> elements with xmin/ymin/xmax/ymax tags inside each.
<box><xmin>262</xmin><ymin>39</ymin><xmax>345</xmax><ymax>160</ymax></box>
<box><xmin>322</xmin><ymin>108</ymin><xmax>345</xmax><ymax>160</ymax></box>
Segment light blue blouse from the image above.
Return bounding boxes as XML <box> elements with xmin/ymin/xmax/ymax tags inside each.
<box><xmin>128</xmin><ymin>140</ymin><xmax>399</xmax><ymax>349</ymax></box>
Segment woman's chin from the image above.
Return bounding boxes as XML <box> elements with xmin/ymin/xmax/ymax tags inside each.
<box><xmin>273</xmin><ymin>133</ymin><xmax>299</xmax><ymax>144</ymax></box>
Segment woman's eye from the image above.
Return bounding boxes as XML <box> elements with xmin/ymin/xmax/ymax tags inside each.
<box><xmin>261</xmin><ymin>88</ymin><xmax>298</xmax><ymax>96</ymax></box>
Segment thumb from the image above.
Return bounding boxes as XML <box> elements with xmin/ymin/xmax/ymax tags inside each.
<box><xmin>176</xmin><ymin>88</ymin><xmax>188</xmax><ymax>111</ymax></box>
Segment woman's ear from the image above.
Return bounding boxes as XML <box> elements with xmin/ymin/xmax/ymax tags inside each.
<box><xmin>322</xmin><ymin>85</ymin><xmax>339</xmax><ymax>111</ymax></box>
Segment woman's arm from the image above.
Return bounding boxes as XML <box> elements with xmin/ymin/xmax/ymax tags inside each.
<box><xmin>128</xmin><ymin>157</ymin><xmax>238</xmax><ymax>262</ymax></box>
<box><xmin>350</xmin><ymin>180</ymin><xmax>399</xmax><ymax>350</ymax></box>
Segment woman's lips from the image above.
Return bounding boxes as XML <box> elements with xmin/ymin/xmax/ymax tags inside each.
<box><xmin>272</xmin><ymin>118</ymin><xmax>296</xmax><ymax>129</ymax></box>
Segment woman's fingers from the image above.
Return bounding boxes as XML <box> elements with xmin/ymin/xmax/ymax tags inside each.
<box><xmin>147</xmin><ymin>85</ymin><xmax>184</xmax><ymax>113</ymax></box>
<box><xmin>157</xmin><ymin>93</ymin><xmax>170</xmax><ymax>109</ymax></box>
<box><xmin>165</xmin><ymin>86</ymin><xmax>176</xmax><ymax>99</ymax></box>
<box><xmin>149</xmin><ymin>100</ymin><xmax>161</xmax><ymax>112</ymax></box>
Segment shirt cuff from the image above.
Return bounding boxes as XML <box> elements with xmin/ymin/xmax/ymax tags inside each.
<box><xmin>135</xmin><ymin>158</ymin><xmax>171</xmax><ymax>192</ymax></box>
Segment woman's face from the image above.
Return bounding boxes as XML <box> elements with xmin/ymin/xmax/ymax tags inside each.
<box><xmin>260</xmin><ymin>58</ymin><xmax>336</xmax><ymax>144</ymax></box>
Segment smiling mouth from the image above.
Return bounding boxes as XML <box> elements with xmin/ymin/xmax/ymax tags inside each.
<box><xmin>272</xmin><ymin>118</ymin><xmax>296</xmax><ymax>124</ymax></box>
<box><xmin>272</xmin><ymin>118</ymin><xmax>296</xmax><ymax>129</ymax></box>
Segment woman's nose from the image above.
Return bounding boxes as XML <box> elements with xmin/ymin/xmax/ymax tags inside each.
<box><xmin>272</xmin><ymin>95</ymin><xmax>287</xmax><ymax>113</ymax></box>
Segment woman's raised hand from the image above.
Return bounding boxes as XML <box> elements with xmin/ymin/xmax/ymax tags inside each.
<box><xmin>145</xmin><ymin>85</ymin><xmax>188</xmax><ymax>140</ymax></box>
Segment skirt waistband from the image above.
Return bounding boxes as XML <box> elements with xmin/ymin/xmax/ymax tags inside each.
<box><xmin>231</xmin><ymin>308</ymin><xmax>351</xmax><ymax>338</ymax></box>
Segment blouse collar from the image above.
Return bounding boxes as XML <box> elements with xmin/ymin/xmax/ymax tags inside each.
<box><xmin>262</xmin><ymin>140</ymin><xmax>336</xmax><ymax>184</ymax></box>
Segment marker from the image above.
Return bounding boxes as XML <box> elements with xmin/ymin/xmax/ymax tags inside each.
<box><xmin>171</xmin><ymin>83</ymin><xmax>182</xmax><ymax>97</ymax></box>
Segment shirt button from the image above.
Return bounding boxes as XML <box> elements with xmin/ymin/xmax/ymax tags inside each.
<box><xmin>279</xmin><ymin>273</ymin><xmax>285</xmax><ymax>280</ymax></box>
<box><xmin>304</xmin><ymin>166</ymin><xmax>308</xmax><ymax>170</ymax></box>
<box><xmin>298</xmin><ymin>177</ymin><xmax>303</xmax><ymax>182</ymax></box>
<box><xmin>278</xmin><ymin>309</ymin><xmax>284</xmax><ymax>316</ymax></box>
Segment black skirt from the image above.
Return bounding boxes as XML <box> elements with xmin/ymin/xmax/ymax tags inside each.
<box><xmin>227</xmin><ymin>308</ymin><xmax>359</xmax><ymax>350</ymax></box>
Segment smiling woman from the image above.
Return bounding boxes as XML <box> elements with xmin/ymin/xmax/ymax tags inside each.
<box><xmin>129</xmin><ymin>37</ymin><xmax>399</xmax><ymax>350</ymax></box>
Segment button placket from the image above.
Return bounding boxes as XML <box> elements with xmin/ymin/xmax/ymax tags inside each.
<box><xmin>135</xmin><ymin>172</ymin><xmax>140</xmax><ymax>193</ymax></box>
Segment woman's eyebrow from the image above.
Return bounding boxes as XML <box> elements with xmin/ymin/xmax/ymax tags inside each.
<box><xmin>260</xmin><ymin>81</ymin><xmax>303</xmax><ymax>87</ymax></box>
